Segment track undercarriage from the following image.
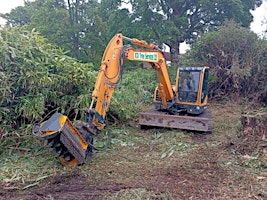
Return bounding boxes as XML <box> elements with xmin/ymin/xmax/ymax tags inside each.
<box><xmin>139</xmin><ymin>109</ymin><xmax>212</xmax><ymax>132</ymax></box>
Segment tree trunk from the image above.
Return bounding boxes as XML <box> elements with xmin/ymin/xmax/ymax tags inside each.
<box><xmin>67</xmin><ymin>0</ymin><xmax>80</xmax><ymax>59</ymax></box>
<box><xmin>240</xmin><ymin>111</ymin><xmax>267</xmax><ymax>157</ymax></box>
<box><xmin>169</xmin><ymin>40</ymin><xmax>180</xmax><ymax>66</ymax></box>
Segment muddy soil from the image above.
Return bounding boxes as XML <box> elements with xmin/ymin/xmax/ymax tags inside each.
<box><xmin>1</xmin><ymin>144</ymin><xmax>265</xmax><ymax>200</ymax></box>
<box><xmin>0</xmin><ymin>103</ymin><xmax>266</xmax><ymax>200</ymax></box>
<box><xmin>0</xmin><ymin>147</ymin><xmax>226</xmax><ymax>200</ymax></box>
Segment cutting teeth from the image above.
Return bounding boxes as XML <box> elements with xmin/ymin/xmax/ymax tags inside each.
<box><xmin>33</xmin><ymin>116</ymin><xmax>90</xmax><ymax>166</ymax></box>
<box><xmin>47</xmin><ymin>140</ymin><xmax>55</xmax><ymax>147</ymax></box>
<box><xmin>54</xmin><ymin>143</ymin><xmax>61</xmax><ymax>147</ymax></box>
<box><xmin>44</xmin><ymin>135</ymin><xmax>77</xmax><ymax>164</ymax></box>
<box><xmin>56</xmin><ymin>148</ymin><xmax>62</xmax><ymax>154</ymax></box>
<box><xmin>64</xmin><ymin>154</ymin><xmax>71</xmax><ymax>161</ymax></box>
<box><xmin>39</xmin><ymin>122</ymin><xmax>94</xmax><ymax>166</ymax></box>
<box><xmin>59</xmin><ymin>150</ymin><xmax>68</xmax><ymax>158</ymax></box>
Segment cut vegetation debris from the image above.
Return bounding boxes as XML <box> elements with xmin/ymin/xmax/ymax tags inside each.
<box><xmin>0</xmin><ymin>102</ymin><xmax>266</xmax><ymax>199</ymax></box>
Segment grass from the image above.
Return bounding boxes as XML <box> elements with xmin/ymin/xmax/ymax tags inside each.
<box><xmin>0</xmin><ymin>101</ymin><xmax>266</xmax><ymax>199</ymax></box>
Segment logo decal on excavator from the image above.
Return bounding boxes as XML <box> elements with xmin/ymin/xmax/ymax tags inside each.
<box><xmin>134</xmin><ymin>52</ymin><xmax>158</xmax><ymax>62</ymax></box>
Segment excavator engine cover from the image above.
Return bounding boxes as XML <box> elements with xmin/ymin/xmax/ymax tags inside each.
<box><xmin>33</xmin><ymin>113</ymin><xmax>92</xmax><ymax>166</ymax></box>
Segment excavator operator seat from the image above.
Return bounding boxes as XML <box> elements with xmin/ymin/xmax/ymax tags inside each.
<box><xmin>178</xmin><ymin>68</ymin><xmax>201</xmax><ymax>103</ymax></box>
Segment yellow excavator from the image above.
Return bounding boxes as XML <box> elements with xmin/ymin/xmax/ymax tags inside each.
<box><xmin>33</xmin><ymin>34</ymin><xmax>211</xmax><ymax>166</ymax></box>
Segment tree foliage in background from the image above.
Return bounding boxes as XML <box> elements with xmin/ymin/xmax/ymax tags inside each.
<box><xmin>98</xmin><ymin>0</ymin><xmax>131</xmax><ymax>39</ymax></box>
<box><xmin>1</xmin><ymin>0</ymin><xmax>107</xmax><ymax>65</ymax></box>
<box><xmin>182</xmin><ymin>21</ymin><xmax>267</xmax><ymax>105</ymax></box>
<box><xmin>63</xmin><ymin>0</ymin><xmax>107</xmax><ymax>63</ymax></box>
<box><xmin>0</xmin><ymin>0</ymin><xmax>34</xmax><ymax>26</ymax></box>
<box><xmin>127</xmin><ymin>0</ymin><xmax>262</xmax><ymax>65</ymax></box>
<box><xmin>111</xmin><ymin>68</ymin><xmax>157</xmax><ymax>121</ymax></box>
<box><xmin>1</xmin><ymin>0</ymin><xmax>263</xmax><ymax>66</ymax></box>
<box><xmin>0</xmin><ymin>27</ymin><xmax>95</xmax><ymax>133</ymax></box>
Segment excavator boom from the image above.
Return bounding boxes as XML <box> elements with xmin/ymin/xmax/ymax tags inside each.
<box><xmin>89</xmin><ymin>34</ymin><xmax>175</xmax><ymax>133</ymax></box>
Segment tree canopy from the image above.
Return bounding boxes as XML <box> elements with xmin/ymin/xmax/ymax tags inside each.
<box><xmin>127</xmin><ymin>0</ymin><xmax>262</xmax><ymax>64</ymax></box>
<box><xmin>1</xmin><ymin>0</ymin><xmax>263</xmax><ymax>65</ymax></box>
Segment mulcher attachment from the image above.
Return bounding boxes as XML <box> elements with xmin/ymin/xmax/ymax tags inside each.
<box><xmin>33</xmin><ymin>113</ymin><xmax>93</xmax><ymax>166</ymax></box>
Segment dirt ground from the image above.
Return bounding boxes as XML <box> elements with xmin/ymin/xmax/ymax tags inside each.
<box><xmin>0</xmin><ymin>103</ymin><xmax>266</xmax><ymax>200</ymax></box>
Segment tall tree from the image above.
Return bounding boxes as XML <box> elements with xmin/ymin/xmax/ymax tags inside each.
<box><xmin>128</xmin><ymin>0</ymin><xmax>263</xmax><ymax>65</ymax></box>
<box><xmin>98</xmin><ymin>0</ymin><xmax>131</xmax><ymax>39</ymax></box>
<box><xmin>65</xmin><ymin>0</ymin><xmax>105</xmax><ymax>62</ymax></box>
<box><xmin>0</xmin><ymin>0</ymin><xmax>37</xmax><ymax>26</ymax></box>
<box><xmin>1</xmin><ymin>0</ymin><xmax>106</xmax><ymax>64</ymax></box>
<box><xmin>28</xmin><ymin>0</ymin><xmax>70</xmax><ymax>49</ymax></box>
<box><xmin>2</xmin><ymin>0</ymin><xmax>263</xmax><ymax>66</ymax></box>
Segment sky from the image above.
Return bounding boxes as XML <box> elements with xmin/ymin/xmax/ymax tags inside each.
<box><xmin>250</xmin><ymin>0</ymin><xmax>267</xmax><ymax>37</ymax></box>
<box><xmin>0</xmin><ymin>0</ymin><xmax>27</xmax><ymax>24</ymax></box>
<box><xmin>0</xmin><ymin>0</ymin><xmax>266</xmax><ymax>52</ymax></box>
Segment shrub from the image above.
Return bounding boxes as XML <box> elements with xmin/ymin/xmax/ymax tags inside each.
<box><xmin>110</xmin><ymin>67</ymin><xmax>157</xmax><ymax>121</ymax></box>
<box><xmin>182</xmin><ymin>21</ymin><xmax>267</xmax><ymax>104</ymax></box>
<box><xmin>0</xmin><ymin>27</ymin><xmax>95</xmax><ymax>132</ymax></box>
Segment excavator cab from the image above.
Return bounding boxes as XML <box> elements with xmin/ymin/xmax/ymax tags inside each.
<box><xmin>142</xmin><ymin>66</ymin><xmax>211</xmax><ymax>132</ymax></box>
<box><xmin>154</xmin><ymin>66</ymin><xmax>209</xmax><ymax>115</ymax></box>
<box><xmin>176</xmin><ymin>66</ymin><xmax>209</xmax><ymax>114</ymax></box>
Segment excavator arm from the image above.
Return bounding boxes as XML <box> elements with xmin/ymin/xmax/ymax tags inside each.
<box><xmin>33</xmin><ymin>34</ymin><xmax>175</xmax><ymax>166</ymax></box>
<box><xmin>87</xmin><ymin>34</ymin><xmax>174</xmax><ymax>134</ymax></box>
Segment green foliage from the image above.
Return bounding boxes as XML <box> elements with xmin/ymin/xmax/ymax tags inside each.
<box><xmin>0</xmin><ymin>0</ymin><xmax>33</xmax><ymax>26</ymax></box>
<box><xmin>108</xmin><ymin>65</ymin><xmax>177</xmax><ymax>122</ymax></box>
<box><xmin>127</xmin><ymin>0</ymin><xmax>262</xmax><ymax>65</ymax></box>
<box><xmin>0</xmin><ymin>27</ymin><xmax>95</xmax><ymax>132</ymax></box>
<box><xmin>110</xmin><ymin>67</ymin><xmax>157</xmax><ymax>121</ymax></box>
<box><xmin>2</xmin><ymin>0</ymin><xmax>106</xmax><ymax>65</ymax></box>
<box><xmin>2</xmin><ymin>0</ymin><xmax>262</xmax><ymax>66</ymax></box>
<box><xmin>182</xmin><ymin>21</ymin><xmax>267</xmax><ymax>104</ymax></box>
